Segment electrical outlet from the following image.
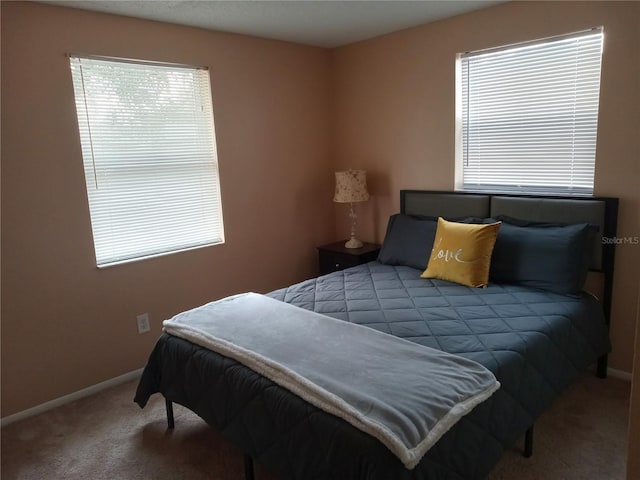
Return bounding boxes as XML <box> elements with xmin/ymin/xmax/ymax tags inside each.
<box><xmin>136</xmin><ymin>313</ymin><xmax>150</xmax><ymax>334</ymax></box>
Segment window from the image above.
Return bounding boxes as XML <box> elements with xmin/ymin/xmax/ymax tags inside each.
<box><xmin>70</xmin><ymin>55</ymin><xmax>224</xmax><ymax>267</ymax></box>
<box><xmin>456</xmin><ymin>28</ymin><xmax>603</xmax><ymax>195</ymax></box>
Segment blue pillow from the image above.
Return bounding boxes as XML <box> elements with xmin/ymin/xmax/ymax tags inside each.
<box><xmin>489</xmin><ymin>216</ymin><xmax>597</xmax><ymax>294</ymax></box>
<box><xmin>377</xmin><ymin>214</ymin><xmax>438</xmax><ymax>270</ymax></box>
<box><xmin>378</xmin><ymin>214</ymin><xmax>482</xmax><ymax>270</ymax></box>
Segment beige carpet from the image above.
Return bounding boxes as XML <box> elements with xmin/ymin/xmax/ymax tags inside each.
<box><xmin>1</xmin><ymin>373</ymin><xmax>630</xmax><ymax>480</ymax></box>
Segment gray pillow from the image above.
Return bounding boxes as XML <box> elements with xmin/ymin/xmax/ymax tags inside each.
<box><xmin>489</xmin><ymin>216</ymin><xmax>597</xmax><ymax>294</ymax></box>
<box><xmin>378</xmin><ymin>214</ymin><xmax>480</xmax><ymax>270</ymax></box>
<box><xmin>377</xmin><ymin>214</ymin><xmax>438</xmax><ymax>270</ymax></box>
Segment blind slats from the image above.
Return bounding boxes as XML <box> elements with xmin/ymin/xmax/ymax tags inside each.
<box><xmin>459</xmin><ymin>29</ymin><xmax>603</xmax><ymax>195</ymax></box>
<box><xmin>70</xmin><ymin>56</ymin><xmax>224</xmax><ymax>267</ymax></box>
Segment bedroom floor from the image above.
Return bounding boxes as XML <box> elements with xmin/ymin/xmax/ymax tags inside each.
<box><xmin>1</xmin><ymin>373</ymin><xmax>630</xmax><ymax>480</ymax></box>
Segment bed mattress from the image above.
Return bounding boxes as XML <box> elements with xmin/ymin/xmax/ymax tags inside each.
<box><xmin>135</xmin><ymin>262</ymin><xmax>611</xmax><ymax>479</ymax></box>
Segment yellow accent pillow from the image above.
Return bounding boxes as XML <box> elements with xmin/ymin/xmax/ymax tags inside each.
<box><xmin>420</xmin><ymin>218</ymin><xmax>501</xmax><ymax>288</ymax></box>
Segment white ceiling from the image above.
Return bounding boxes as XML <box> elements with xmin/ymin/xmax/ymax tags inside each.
<box><xmin>45</xmin><ymin>0</ymin><xmax>504</xmax><ymax>48</ymax></box>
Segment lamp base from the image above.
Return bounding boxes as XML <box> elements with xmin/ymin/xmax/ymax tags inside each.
<box><xmin>344</xmin><ymin>238</ymin><xmax>364</xmax><ymax>249</ymax></box>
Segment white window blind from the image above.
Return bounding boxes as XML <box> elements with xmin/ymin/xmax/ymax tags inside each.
<box><xmin>70</xmin><ymin>55</ymin><xmax>224</xmax><ymax>267</ymax></box>
<box><xmin>458</xmin><ymin>28</ymin><xmax>603</xmax><ymax>195</ymax></box>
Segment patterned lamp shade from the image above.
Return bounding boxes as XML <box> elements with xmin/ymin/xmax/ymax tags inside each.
<box><xmin>333</xmin><ymin>170</ymin><xmax>370</xmax><ymax>203</ymax></box>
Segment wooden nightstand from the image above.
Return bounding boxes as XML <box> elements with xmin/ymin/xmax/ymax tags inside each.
<box><xmin>317</xmin><ymin>241</ymin><xmax>381</xmax><ymax>275</ymax></box>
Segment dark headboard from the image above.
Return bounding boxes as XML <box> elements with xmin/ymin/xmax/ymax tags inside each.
<box><xmin>400</xmin><ymin>190</ymin><xmax>619</xmax><ymax>329</ymax></box>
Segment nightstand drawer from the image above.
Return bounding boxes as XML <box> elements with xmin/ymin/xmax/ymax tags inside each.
<box><xmin>317</xmin><ymin>241</ymin><xmax>381</xmax><ymax>275</ymax></box>
<box><xmin>319</xmin><ymin>253</ymin><xmax>361</xmax><ymax>274</ymax></box>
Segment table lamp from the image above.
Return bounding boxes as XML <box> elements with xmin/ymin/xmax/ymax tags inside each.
<box><xmin>333</xmin><ymin>170</ymin><xmax>370</xmax><ymax>248</ymax></box>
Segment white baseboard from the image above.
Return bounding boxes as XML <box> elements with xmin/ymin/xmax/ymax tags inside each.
<box><xmin>608</xmin><ymin>367</ymin><xmax>632</xmax><ymax>382</ymax></box>
<box><xmin>0</xmin><ymin>368</ymin><xmax>144</xmax><ymax>428</ymax></box>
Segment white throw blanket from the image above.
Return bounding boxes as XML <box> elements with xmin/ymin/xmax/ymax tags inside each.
<box><xmin>163</xmin><ymin>292</ymin><xmax>500</xmax><ymax>469</ymax></box>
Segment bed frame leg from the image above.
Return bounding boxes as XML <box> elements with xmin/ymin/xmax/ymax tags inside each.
<box><xmin>165</xmin><ymin>397</ymin><xmax>253</xmax><ymax>479</ymax></box>
<box><xmin>165</xmin><ymin>398</ymin><xmax>175</xmax><ymax>429</ymax></box>
<box><xmin>596</xmin><ymin>354</ymin><xmax>608</xmax><ymax>378</ymax></box>
<box><xmin>243</xmin><ymin>454</ymin><xmax>255</xmax><ymax>480</ymax></box>
<box><xmin>524</xmin><ymin>425</ymin><xmax>534</xmax><ymax>458</ymax></box>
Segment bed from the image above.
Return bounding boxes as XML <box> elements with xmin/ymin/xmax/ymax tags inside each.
<box><xmin>135</xmin><ymin>190</ymin><xmax>618</xmax><ymax>480</ymax></box>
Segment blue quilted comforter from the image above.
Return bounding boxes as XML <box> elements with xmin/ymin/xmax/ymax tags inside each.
<box><xmin>135</xmin><ymin>262</ymin><xmax>610</xmax><ymax>479</ymax></box>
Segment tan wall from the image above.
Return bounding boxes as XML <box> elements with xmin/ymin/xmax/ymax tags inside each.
<box><xmin>1</xmin><ymin>2</ymin><xmax>334</xmax><ymax>416</ymax></box>
<box><xmin>332</xmin><ymin>1</ymin><xmax>640</xmax><ymax>373</ymax></box>
<box><xmin>628</xmin><ymin>286</ymin><xmax>640</xmax><ymax>479</ymax></box>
